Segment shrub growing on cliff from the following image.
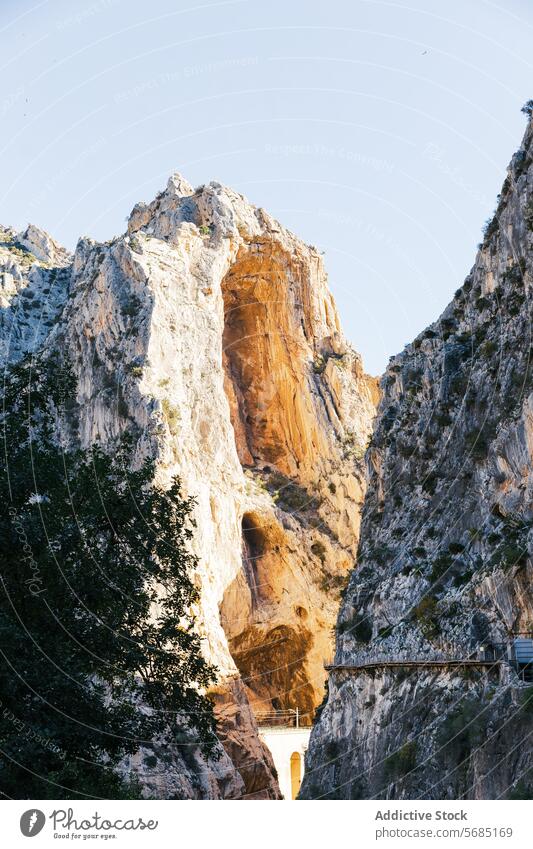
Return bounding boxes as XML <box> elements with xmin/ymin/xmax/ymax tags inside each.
<box><xmin>122</xmin><ymin>293</ymin><xmax>142</xmax><ymax>317</ymax></box>
<box><xmin>525</xmin><ymin>200</ymin><xmax>533</xmax><ymax>230</ymax></box>
<box><xmin>162</xmin><ymin>397</ymin><xmax>180</xmax><ymax>434</ymax></box>
<box><xmin>482</xmin><ymin>215</ymin><xmax>499</xmax><ymax>242</ymax></box>
<box><xmin>489</xmin><ymin>516</ymin><xmax>531</xmax><ymax>572</ymax></box>
<box><xmin>268</xmin><ymin>470</ymin><xmax>320</xmax><ymax>512</ymax></box>
<box><xmin>435</xmin><ymin>411</ymin><xmax>453</xmax><ymax>427</ymax></box>
<box><xmin>312</xmin><ymin>354</ymin><xmax>327</xmax><ymax>374</ymax></box>
<box><xmin>412</xmin><ymin>596</ymin><xmax>440</xmax><ymax>637</ymax></box>
<box><xmin>0</xmin><ymin>356</ymin><xmax>217</xmax><ymax>799</ymax></box>
<box><xmin>465</xmin><ymin>424</ymin><xmax>495</xmax><ymax>461</ymax></box>
<box><xmin>479</xmin><ymin>339</ymin><xmax>498</xmax><ymax>358</ymax></box>
<box><xmin>422</xmin><ymin>470</ymin><xmax>440</xmax><ymax>495</ymax></box>
<box><xmin>437</xmin><ymin>697</ymin><xmax>488</xmax><ymax>764</ymax></box>
<box><xmin>384</xmin><ymin>741</ymin><xmax>417</xmax><ymax>779</ymax></box>
<box><xmin>519</xmin><ymin>687</ymin><xmax>533</xmax><ymax>715</ymax></box>
<box><xmin>508</xmin><ymin>780</ymin><xmax>533</xmax><ymax>800</ymax></box>
<box><xmin>430</xmin><ymin>552</ymin><xmax>453</xmax><ymax>582</ymax></box>
<box><xmin>475</xmin><ymin>295</ymin><xmax>491</xmax><ymax>311</ymax></box>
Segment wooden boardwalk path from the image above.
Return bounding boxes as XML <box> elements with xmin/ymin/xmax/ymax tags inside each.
<box><xmin>325</xmin><ymin>659</ymin><xmax>502</xmax><ymax>673</ymax></box>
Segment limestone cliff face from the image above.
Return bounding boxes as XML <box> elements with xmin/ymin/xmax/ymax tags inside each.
<box><xmin>0</xmin><ymin>224</ymin><xmax>71</xmax><ymax>362</ymax></box>
<box><xmin>301</xmin><ymin>118</ymin><xmax>533</xmax><ymax>800</ymax></box>
<box><xmin>0</xmin><ymin>177</ymin><xmax>376</xmax><ymax>798</ymax></box>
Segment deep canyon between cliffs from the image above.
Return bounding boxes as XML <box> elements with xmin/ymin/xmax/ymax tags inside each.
<box><xmin>1</xmin><ymin>116</ymin><xmax>533</xmax><ymax>800</ymax></box>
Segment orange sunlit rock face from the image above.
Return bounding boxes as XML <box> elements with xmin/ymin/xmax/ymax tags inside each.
<box><xmin>222</xmin><ymin>240</ymin><xmax>337</xmax><ymax>477</ymax></box>
<box><xmin>219</xmin><ymin>233</ymin><xmax>377</xmax><ymax>720</ymax></box>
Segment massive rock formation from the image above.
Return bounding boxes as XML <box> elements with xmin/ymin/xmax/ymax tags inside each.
<box><xmin>0</xmin><ymin>178</ymin><xmax>376</xmax><ymax>798</ymax></box>
<box><xmin>301</xmin><ymin>117</ymin><xmax>533</xmax><ymax>800</ymax></box>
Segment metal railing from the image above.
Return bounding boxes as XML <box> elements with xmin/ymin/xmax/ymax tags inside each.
<box><xmin>324</xmin><ymin>637</ymin><xmax>533</xmax><ymax>677</ymax></box>
<box><xmin>324</xmin><ymin>649</ymin><xmax>461</xmax><ymax>667</ymax></box>
<box><xmin>255</xmin><ymin>708</ymin><xmax>304</xmax><ymax>728</ymax></box>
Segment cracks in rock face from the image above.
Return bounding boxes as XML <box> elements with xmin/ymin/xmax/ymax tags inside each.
<box><xmin>218</xmin><ymin>239</ymin><xmax>374</xmax><ymax>730</ymax></box>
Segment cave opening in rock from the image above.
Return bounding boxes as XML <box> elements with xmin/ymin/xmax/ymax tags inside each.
<box><xmin>242</xmin><ymin>512</ymin><xmax>267</xmax><ymax>559</ymax></box>
<box><xmin>241</xmin><ymin>512</ymin><xmax>266</xmax><ymax>605</ymax></box>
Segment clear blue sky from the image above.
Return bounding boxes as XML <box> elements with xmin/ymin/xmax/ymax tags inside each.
<box><xmin>1</xmin><ymin>0</ymin><xmax>532</xmax><ymax>375</ymax></box>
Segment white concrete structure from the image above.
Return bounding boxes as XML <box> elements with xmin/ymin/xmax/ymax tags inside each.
<box><xmin>258</xmin><ymin>727</ymin><xmax>311</xmax><ymax>799</ymax></box>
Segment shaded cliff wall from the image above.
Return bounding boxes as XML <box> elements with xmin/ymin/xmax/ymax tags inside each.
<box><xmin>301</xmin><ymin>116</ymin><xmax>533</xmax><ymax>800</ymax></box>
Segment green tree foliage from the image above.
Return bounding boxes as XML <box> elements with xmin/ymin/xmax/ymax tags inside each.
<box><xmin>437</xmin><ymin>697</ymin><xmax>487</xmax><ymax>764</ymax></box>
<box><xmin>0</xmin><ymin>356</ymin><xmax>217</xmax><ymax>799</ymax></box>
<box><xmin>508</xmin><ymin>779</ymin><xmax>533</xmax><ymax>799</ymax></box>
<box><xmin>383</xmin><ymin>740</ymin><xmax>417</xmax><ymax>780</ymax></box>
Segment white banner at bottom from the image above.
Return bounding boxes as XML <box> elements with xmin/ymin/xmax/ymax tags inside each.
<box><xmin>3</xmin><ymin>799</ymin><xmax>530</xmax><ymax>848</ymax></box>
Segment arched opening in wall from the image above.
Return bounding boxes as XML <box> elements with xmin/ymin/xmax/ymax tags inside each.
<box><xmin>290</xmin><ymin>751</ymin><xmax>302</xmax><ymax>799</ymax></box>
<box><xmin>241</xmin><ymin>512</ymin><xmax>266</xmax><ymax>606</ymax></box>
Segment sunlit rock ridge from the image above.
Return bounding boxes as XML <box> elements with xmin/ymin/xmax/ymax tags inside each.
<box><xmin>0</xmin><ymin>177</ymin><xmax>377</xmax><ymax>798</ymax></box>
<box><xmin>301</xmin><ymin>116</ymin><xmax>533</xmax><ymax>800</ymax></box>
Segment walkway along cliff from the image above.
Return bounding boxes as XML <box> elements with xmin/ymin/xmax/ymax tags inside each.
<box><xmin>300</xmin><ymin>114</ymin><xmax>533</xmax><ymax>800</ymax></box>
<box><xmin>0</xmin><ymin>180</ymin><xmax>377</xmax><ymax>798</ymax></box>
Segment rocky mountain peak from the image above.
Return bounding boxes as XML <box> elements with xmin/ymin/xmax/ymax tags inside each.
<box><xmin>17</xmin><ymin>222</ymin><xmax>72</xmax><ymax>266</ymax></box>
<box><xmin>0</xmin><ymin>176</ymin><xmax>377</xmax><ymax>798</ymax></box>
<box><xmin>0</xmin><ymin>223</ymin><xmax>71</xmax><ymax>365</ymax></box>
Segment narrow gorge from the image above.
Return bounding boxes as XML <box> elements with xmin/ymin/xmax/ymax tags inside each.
<box><xmin>2</xmin><ymin>114</ymin><xmax>532</xmax><ymax>802</ymax></box>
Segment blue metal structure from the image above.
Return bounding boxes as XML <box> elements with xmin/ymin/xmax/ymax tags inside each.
<box><xmin>513</xmin><ymin>638</ymin><xmax>533</xmax><ymax>681</ymax></box>
<box><xmin>513</xmin><ymin>638</ymin><xmax>533</xmax><ymax>663</ymax></box>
